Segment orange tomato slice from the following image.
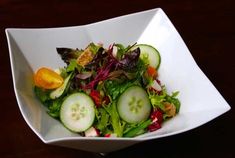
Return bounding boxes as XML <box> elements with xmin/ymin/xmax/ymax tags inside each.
<box><xmin>34</xmin><ymin>67</ymin><xmax>64</xmax><ymax>89</ymax></box>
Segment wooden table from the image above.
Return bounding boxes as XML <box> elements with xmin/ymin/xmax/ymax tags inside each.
<box><xmin>1</xmin><ymin>0</ymin><xmax>234</xmax><ymax>157</ymax></box>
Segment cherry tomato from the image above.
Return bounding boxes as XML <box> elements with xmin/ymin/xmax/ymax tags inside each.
<box><xmin>90</xmin><ymin>90</ymin><xmax>102</xmax><ymax>107</ymax></box>
<box><xmin>34</xmin><ymin>67</ymin><xmax>64</xmax><ymax>89</ymax></box>
<box><xmin>147</xmin><ymin>66</ymin><xmax>158</xmax><ymax>78</ymax></box>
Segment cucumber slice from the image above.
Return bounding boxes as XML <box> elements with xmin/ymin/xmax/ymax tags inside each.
<box><xmin>50</xmin><ymin>73</ymin><xmax>72</xmax><ymax>99</ymax></box>
<box><xmin>60</xmin><ymin>93</ymin><xmax>95</xmax><ymax>132</ymax></box>
<box><xmin>131</xmin><ymin>44</ymin><xmax>161</xmax><ymax>69</ymax></box>
<box><xmin>117</xmin><ymin>86</ymin><xmax>151</xmax><ymax>124</ymax></box>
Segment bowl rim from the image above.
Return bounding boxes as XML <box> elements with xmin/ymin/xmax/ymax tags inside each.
<box><xmin>5</xmin><ymin>7</ymin><xmax>231</xmax><ymax>144</ymax></box>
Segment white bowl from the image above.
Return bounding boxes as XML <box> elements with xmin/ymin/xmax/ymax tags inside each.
<box><xmin>6</xmin><ymin>8</ymin><xmax>231</xmax><ymax>153</ymax></box>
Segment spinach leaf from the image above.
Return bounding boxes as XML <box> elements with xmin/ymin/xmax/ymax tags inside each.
<box><xmin>124</xmin><ymin>119</ymin><xmax>151</xmax><ymax>137</ymax></box>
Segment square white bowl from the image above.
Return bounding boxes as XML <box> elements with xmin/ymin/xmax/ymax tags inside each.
<box><xmin>6</xmin><ymin>8</ymin><xmax>231</xmax><ymax>153</ymax></box>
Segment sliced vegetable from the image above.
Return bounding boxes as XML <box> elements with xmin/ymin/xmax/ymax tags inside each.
<box><xmin>147</xmin><ymin>66</ymin><xmax>158</xmax><ymax>78</ymax></box>
<box><xmin>50</xmin><ymin>73</ymin><xmax>72</xmax><ymax>99</ymax></box>
<box><xmin>90</xmin><ymin>90</ymin><xmax>102</xmax><ymax>107</ymax></box>
<box><xmin>85</xmin><ymin>127</ymin><xmax>100</xmax><ymax>137</ymax></box>
<box><xmin>149</xmin><ymin>80</ymin><xmax>162</xmax><ymax>92</ymax></box>
<box><xmin>60</xmin><ymin>93</ymin><xmax>95</xmax><ymax>132</ymax></box>
<box><xmin>104</xmin><ymin>80</ymin><xmax>136</xmax><ymax>100</ymax></box>
<box><xmin>117</xmin><ymin>86</ymin><xmax>151</xmax><ymax>123</ymax></box>
<box><xmin>131</xmin><ymin>44</ymin><xmax>161</xmax><ymax>69</ymax></box>
<box><xmin>34</xmin><ymin>67</ymin><xmax>64</xmax><ymax>89</ymax></box>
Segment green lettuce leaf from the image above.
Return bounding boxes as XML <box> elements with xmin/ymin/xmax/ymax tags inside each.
<box><xmin>47</xmin><ymin>99</ymin><xmax>63</xmax><ymax>118</ymax></box>
<box><xmin>88</xmin><ymin>43</ymin><xmax>101</xmax><ymax>54</ymax></box>
<box><xmin>34</xmin><ymin>86</ymin><xmax>50</xmax><ymax>103</ymax></box>
<box><xmin>166</xmin><ymin>91</ymin><xmax>181</xmax><ymax>113</ymax></box>
<box><xmin>148</xmin><ymin>87</ymin><xmax>181</xmax><ymax>114</ymax></box>
<box><xmin>95</xmin><ymin>108</ymin><xmax>110</xmax><ymax>133</ymax></box>
<box><xmin>103</xmin><ymin>102</ymin><xmax>125</xmax><ymax>137</ymax></box>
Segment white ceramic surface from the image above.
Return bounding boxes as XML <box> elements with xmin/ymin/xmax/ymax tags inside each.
<box><xmin>6</xmin><ymin>8</ymin><xmax>231</xmax><ymax>153</ymax></box>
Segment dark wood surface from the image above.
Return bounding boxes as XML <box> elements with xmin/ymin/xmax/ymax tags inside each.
<box><xmin>1</xmin><ymin>0</ymin><xmax>234</xmax><ymax>157</ymax></box>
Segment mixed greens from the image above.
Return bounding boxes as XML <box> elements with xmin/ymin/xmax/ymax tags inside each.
<box><xmin>34</xmin><ymin>43</ymin><xmax>180</xmax><ymax>137</ymax></box>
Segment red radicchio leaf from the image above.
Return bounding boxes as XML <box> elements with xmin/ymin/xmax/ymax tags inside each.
<box><xmin>117</xmin><ymin>47</ymin><xmax>140</xmax><ymax>70</ymax></box>
<box><xmin>83</xmin><ymin>45</ymin><xmax>140</xmax><ymax>90</ymax></box>
<box><xmin>83</xmin><ymin>45</ymin><xmax>117</xmax><ymax>89</ymax></box>
<box><xmin>85</xmin><ymin>47</ymin><xmax>106</xmax><ymax>70</ymax></box>
<box><xmin>148</xmin><ymin>109</ymin><xmax>163</xmax><ymax>132</ymax></box>
<box><xmin>83</xmin><ymin>61</ymin><xmax>115</xmax><ymax>89</ymax></box>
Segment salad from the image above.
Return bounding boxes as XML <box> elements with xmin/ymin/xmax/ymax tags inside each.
<box><xmin>34</xmin><ymin>43</ymin><xmax>180</xmax><ymax>137</ymax></box>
